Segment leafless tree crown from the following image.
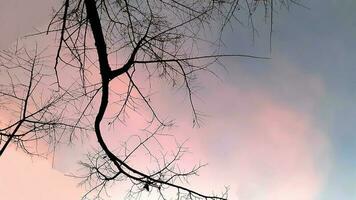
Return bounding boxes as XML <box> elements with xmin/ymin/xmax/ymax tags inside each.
<box><xmin>0</xmin><ymin>0</ymin><xmax>300</xmax><ymax>199</ymax></box>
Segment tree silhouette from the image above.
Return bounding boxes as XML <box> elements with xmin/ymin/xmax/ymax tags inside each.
<box><xmin>0</xmin><ymin>0</ymin><xmax>300</xmax><ymax>199</ymax></box>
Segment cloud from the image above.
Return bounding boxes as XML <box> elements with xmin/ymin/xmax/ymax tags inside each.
<box><xmin>185</xmin><ymin>60</ymin><xmax>330</xmax><ymax>200</ymax></box>
<box><xmin>149</xmin><ymin>56</ymin><xmax>331</xmax><ymax>200</ymax></box>
<box><xmin>169</xmin><ymin>86</ymin><xmax>328</xmax><ymax>200</ymax></box>
<box><xmin>0</xmin><ymin>147</ymin><xmax>83</xmax><ymax>200</ymax></box>
<box><xmin>0</xmin><ymin>26</ymin><xmax>330</xmax><ymax>199</ymax></box>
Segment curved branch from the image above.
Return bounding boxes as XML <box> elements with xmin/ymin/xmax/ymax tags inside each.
<box><xmin>84</xmin><ymin>0</ymin><xmax>227</xmax><ymax>199</ymax></box>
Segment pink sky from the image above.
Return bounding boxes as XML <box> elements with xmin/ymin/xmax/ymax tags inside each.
<box><xmin>0</xmin><ymin>59</ymin><xmax>330</xmax><ymax>200</ymax></box>
<box><xmin>0</xmin><ymin>147</ymin><xmax>83</xmax><ymax>200</ymax></box>
<box><xmin>0</xmin><ymin>1</ymin><xmax>332</xmax><ymax>199</ymax></box>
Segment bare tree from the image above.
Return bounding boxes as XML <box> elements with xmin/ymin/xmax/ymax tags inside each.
<box><xmin>0</xmin><ymin>44</ymin><xmax>91</xmax><ymax>157</ymax></box>
<box><xmin>0</xmin><ymin>0</ymin><xmax>301</xmax><ymax>199</ymax></box>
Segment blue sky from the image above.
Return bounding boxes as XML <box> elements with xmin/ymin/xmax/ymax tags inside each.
<box><xmin>205</xmin><ymin>0</ymin><xmax>356</xmax><ymax>198</ymax></box>
<box><xmin>245</xmin><ymin>1</ymin><xmax>356</xmax><ymax>198</ymax></box>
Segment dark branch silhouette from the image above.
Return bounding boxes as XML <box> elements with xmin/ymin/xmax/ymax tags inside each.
<box><xmin>0</xmin><ymin>0</ymin><xmax>302</xmax><ymax>199</ymax></box>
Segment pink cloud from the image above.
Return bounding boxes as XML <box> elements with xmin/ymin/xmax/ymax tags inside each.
<box><xmin>0</xmin><ymin>37</ymin><xmax>330</xmax><ymax>200</ymax></box>
<box><xmin>0</xmin><ymin>147</ymin><xmax>83</xmax><ymax>200</ymax></box>
<box><xmin>138</xmin><ymin>58</ymin><xmax>331</xmax><ymax>199</ymax></box>
<box><xmin>181</xmin><ymin>83</ymin><xmax>330</xmax><ymax>200</ymax></box>
<box><xmin>233</xmin><ymin>99</ymin><xmax>324</xmax><ymax>200</ymax></box>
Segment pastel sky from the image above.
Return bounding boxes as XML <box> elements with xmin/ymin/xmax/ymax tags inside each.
<box><xmin>1</xmin><ymin>0</ymin><xmax>356</xmax><ymax>200</ymax></box>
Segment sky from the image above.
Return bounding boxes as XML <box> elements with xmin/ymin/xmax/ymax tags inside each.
<box><xmin>0</xmin><ymin>0</ymin><xmax>356</xmax><ymax>200</ymax></box>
